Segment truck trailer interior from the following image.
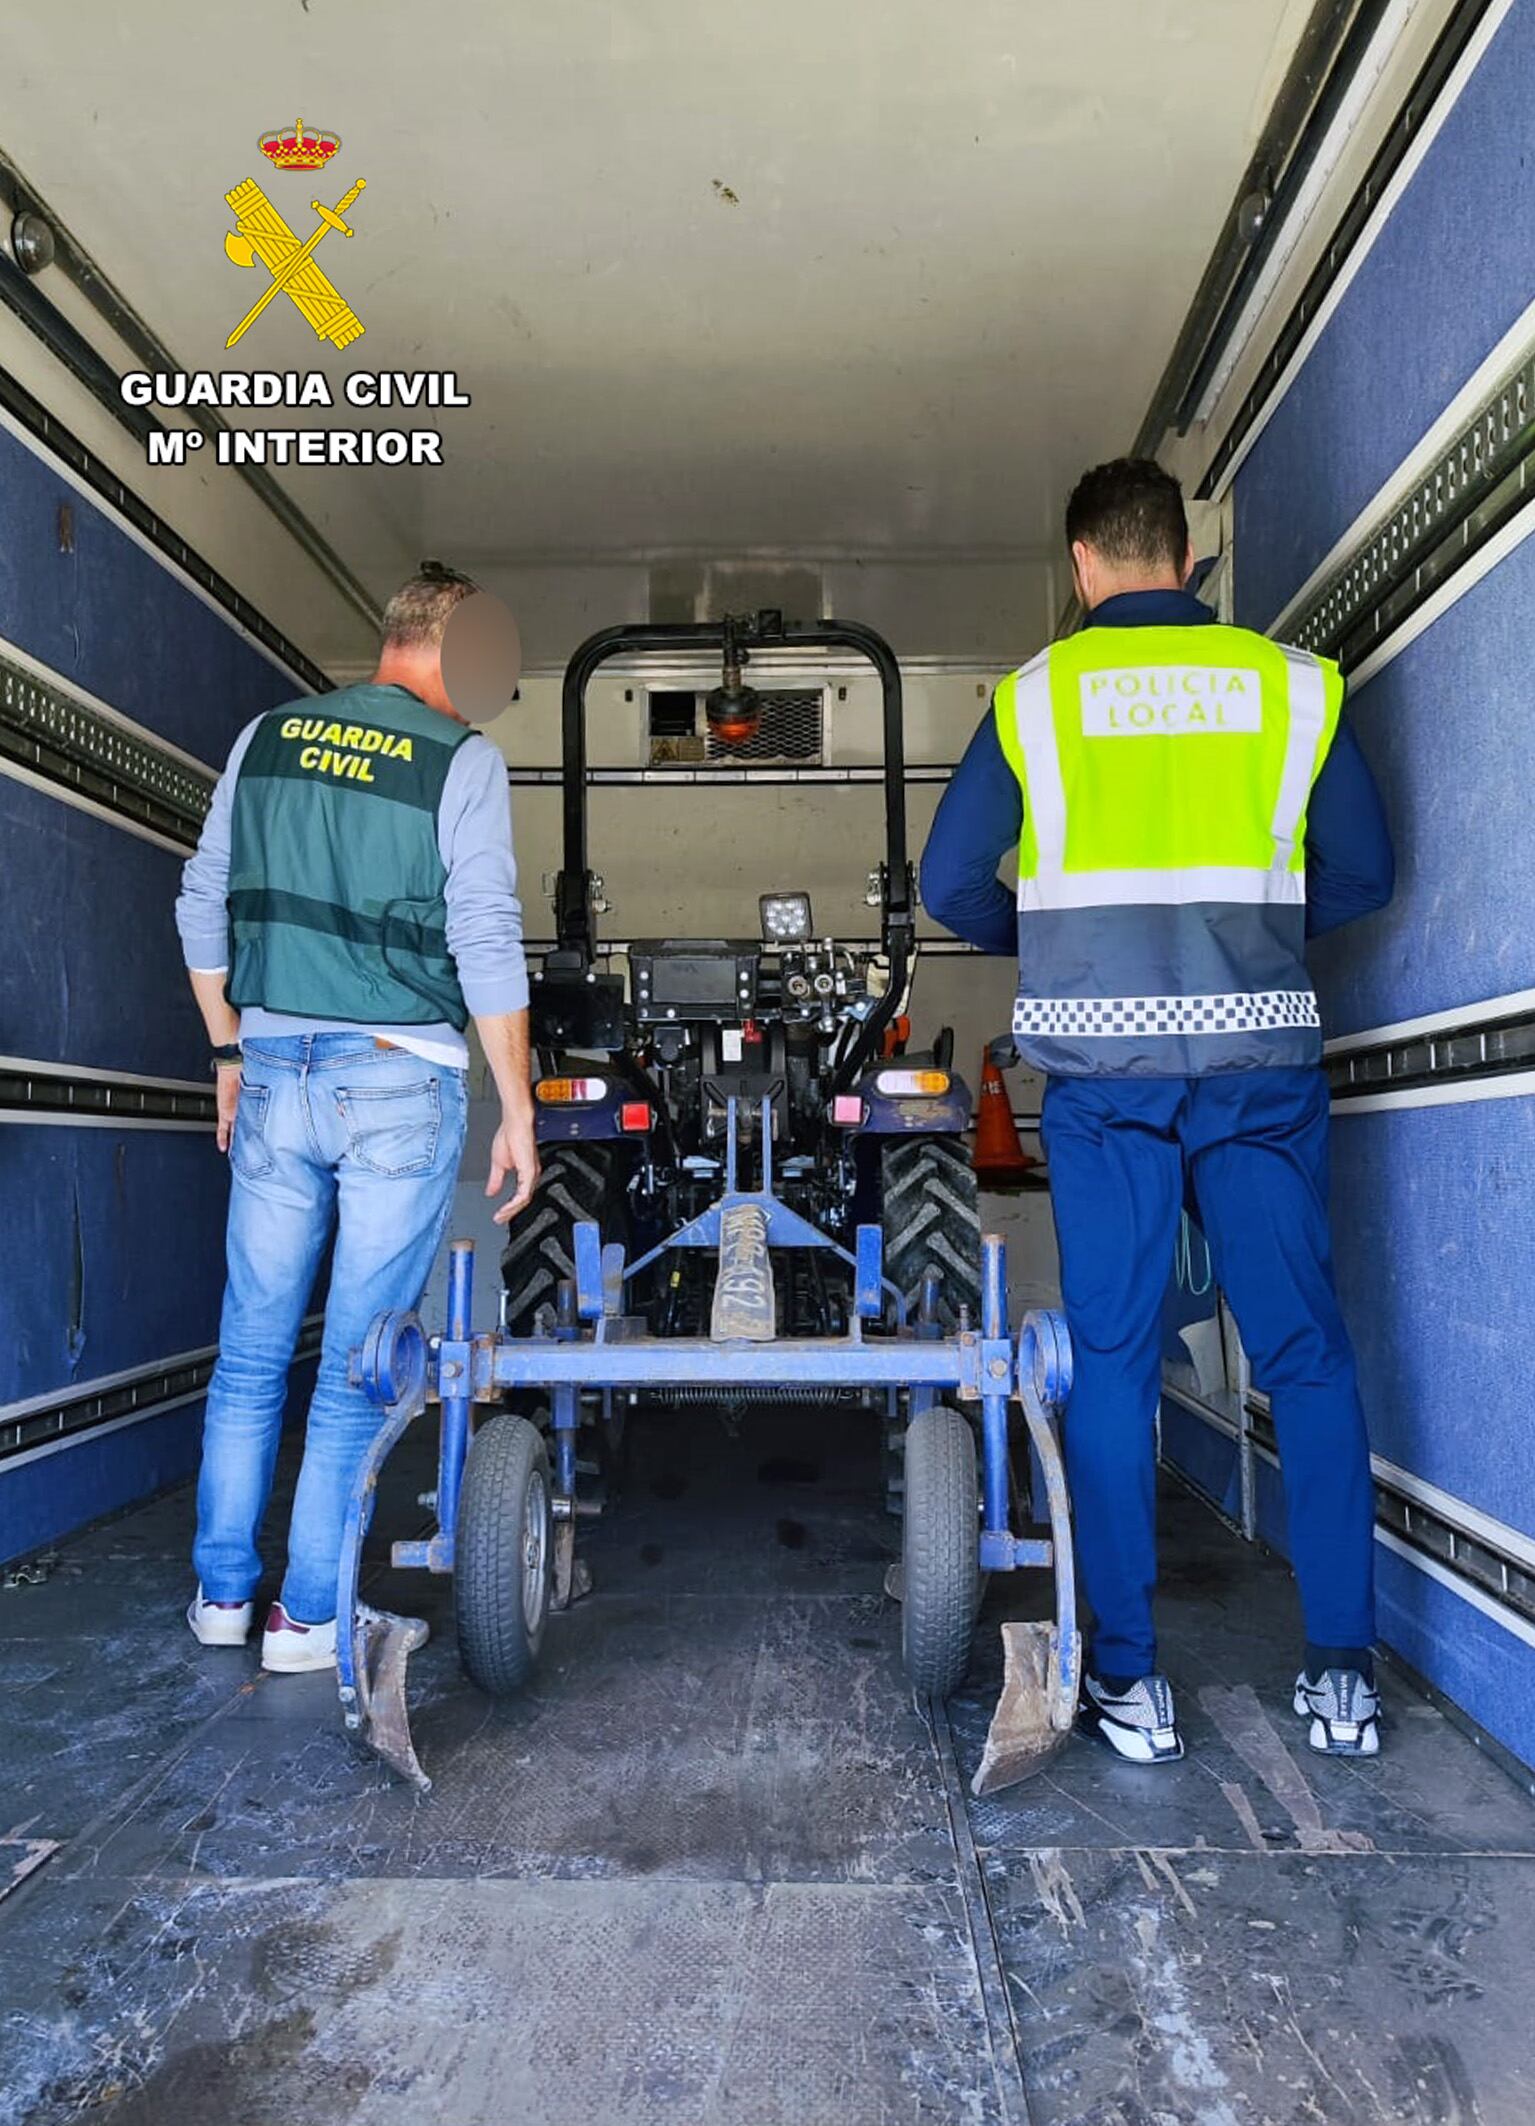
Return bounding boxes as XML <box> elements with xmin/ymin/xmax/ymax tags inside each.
<box><xmin>2</xmin><ymin>4</ymin><xmax>1534</xmax><ymax>2121</ymax></box>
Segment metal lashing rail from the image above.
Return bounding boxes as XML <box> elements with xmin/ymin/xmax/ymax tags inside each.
<box><xmin>1163</xmin><ymin>1378</ymin><xmax>1535</xmax><ymax>1637</ymax></box>
<box><xmin>1324</xmin><ymin>1006</ymin><xmax>1535</xmax><ymax>1101</ymax></box>
<box><xmin>0</xmin><ymin>649</ymin><xmax>213</xmax><ymax>847</ymax></box>
<box><xmin>1286</xmin><ymin>349</ymin><xmax>1535</xmax><ymax>672</ymax></box>
<box><xmin>0</xmin><ymin>1317</ymin><xmax>324</xmax><ymax>1465</ymax></box>
<box><xmin>0</xmin><ymin>1056</ymin><xmax>216</xmax><ymax>1126</ymax></box>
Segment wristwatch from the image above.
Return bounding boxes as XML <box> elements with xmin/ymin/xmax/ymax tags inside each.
<box><xmin>210</xmin><ymin>1042</ymin><xmax>244</xmax><ymax>1073</ymax></box>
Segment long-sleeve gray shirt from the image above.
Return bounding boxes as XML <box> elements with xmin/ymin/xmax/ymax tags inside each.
<box><xmin>175</xmin><ymin>711</ymin><xmax>528</xmax><ymax>1068</ymax></box>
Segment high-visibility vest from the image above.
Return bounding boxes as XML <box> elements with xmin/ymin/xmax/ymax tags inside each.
<box><xmin>993</xmin><ymin>623</ymin><xmax>1343</xmax><ymax>1078</ymax></box>
<box><xmin>227</xmin><ymin>682</ymin><xmax>472</xmax><ymax>1028</ymax></box>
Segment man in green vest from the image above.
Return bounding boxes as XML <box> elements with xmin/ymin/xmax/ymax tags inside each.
<box><xmin>923</xmin><ymin>460</ymin><xmax>1394</xmax><ymax>1764</ymax></box>
<box><xmin>174</xmin><ymin>563</ymin><xmax>537</xmax><ymax>1673</ymax></box>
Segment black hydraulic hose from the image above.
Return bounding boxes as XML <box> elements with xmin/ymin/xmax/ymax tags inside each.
<box><xmin>831</xmin><ymin>922</ymin><xmax>908</xmax><ymax>1099</ymax></box>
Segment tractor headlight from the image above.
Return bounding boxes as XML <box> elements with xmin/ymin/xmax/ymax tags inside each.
<box><xmin>759</xmin><ymin>891</ymin><xmax>813</xmax><ymax>944</ymax></box>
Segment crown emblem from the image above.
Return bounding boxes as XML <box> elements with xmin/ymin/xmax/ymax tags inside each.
<box><xmin>258</xmin><ymin>119</ymin><xmax>341</xmax><ymax>172</ymax></box>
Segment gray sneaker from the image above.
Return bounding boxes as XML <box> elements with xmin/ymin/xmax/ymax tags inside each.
<box><xmin>1078</xmin><ymin>1672</ymin><xmax>1184</xmax><ymax>1764</ymax></box>
<box><xmin>1293</xmin><ymin>1668</ymin><xmax>1380</xmax><ymax>1756</ymax></box>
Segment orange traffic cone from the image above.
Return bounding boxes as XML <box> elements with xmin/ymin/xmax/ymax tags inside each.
<box><xmin>973</xmin><ymin>1051</ymin><xmax>1037</xmax><ymax>1187</ymax></box>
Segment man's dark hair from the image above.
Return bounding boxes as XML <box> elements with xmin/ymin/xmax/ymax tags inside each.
<box><xmin>1065</xmin><ymin>459</ymin><xmax>1188</xmax><ymax>573</ymax></box>
<box><xmin>381</xmin><ymin>560</ymin><xmax>478</xmax><ymax>651</ymax></box>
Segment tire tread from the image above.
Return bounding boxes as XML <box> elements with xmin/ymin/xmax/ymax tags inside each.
<box><xmin>901</xmin><ymin>1406</ymin><xmax>978</xmax><ymax>1696</ymax></box>
<box><xmin>881</xmin><ymin>1136</ymin><xmax>982</xmax><ymax>1327</ymax></box>
<box><xmin>455</xmin><ymin>1414</ymin><xmax>550</xmax><ymax>1694</ymax></box>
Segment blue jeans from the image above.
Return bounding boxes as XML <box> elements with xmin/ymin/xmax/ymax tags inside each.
<box><xmin>194</xmin><ymin>1034</ymin><xmax>468</xmax><ymax>1623</ymax></box>
<box><xmin>1043</xmin><ymin>1067</ymin><xmax>1377</xmax><ymax>1681</ymax></box>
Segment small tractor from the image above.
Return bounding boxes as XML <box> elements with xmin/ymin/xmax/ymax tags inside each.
<box><xmin>339</xmin><ymin>613</ymin><xmax>1080</xmax><ymax>1794</ymax></box>
<box><xmin>507</xmin><ymin>612</ymin><xmax>981</xmax><ymax>1489</ymax></box>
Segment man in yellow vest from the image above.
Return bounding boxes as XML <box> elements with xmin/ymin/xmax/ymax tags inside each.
<box><xmin>922</xmin><ymin>459</ymin><xmax>1394</xmax><ymax>1763</ymax></box>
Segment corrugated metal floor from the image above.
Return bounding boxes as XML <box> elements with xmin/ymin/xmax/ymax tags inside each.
<box><xmin>3</xmin><ymin>1397</ymin><xmax>1534</xmax><ymax>2125</ymax></box>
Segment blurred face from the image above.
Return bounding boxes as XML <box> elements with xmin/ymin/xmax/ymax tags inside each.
<box><xmin>439</xmin><ymin>592</ymin><xmax>523</xmax><ymax>725</ymax></box>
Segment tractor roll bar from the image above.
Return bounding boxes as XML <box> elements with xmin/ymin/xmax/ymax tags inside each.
<box><xmin>553</xmin><ymin>613</ymin><xmax>914</xmax><ymax>1091</ymax></box>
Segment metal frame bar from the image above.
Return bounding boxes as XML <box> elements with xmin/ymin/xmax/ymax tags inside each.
<box><xmin>552</xmin><ymin>614</ymin><xmax>913</xmax><ymax>1093</ymax></box>
<box><xmin>506</xmin><ymin>763</ymin><xmax>954</xmax><ymax>787</ymax></box>
<box><xmin>617</xmin><ymin>1095</ymin><xmax>906</xmax><ymax>1323</ymax></box>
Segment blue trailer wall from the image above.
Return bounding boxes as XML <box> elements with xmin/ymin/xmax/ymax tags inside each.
<box><xmin>1232</xmin><ymin>0</ymin><xmax>1535</xmax><ymax>632</ymax></box>
<box><xmin>0</xmin><ymin>415</ymin><xmax>306</xmax><ymax>1558</ymax></box>
<box><xmin>1191</xmin><ymin>0</ymin><xmax>1535</xmax><ymax>1771</ymax></box>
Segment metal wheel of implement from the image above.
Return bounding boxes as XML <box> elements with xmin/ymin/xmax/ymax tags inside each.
<box><xmin>880</xmin><ymin>1135</ymin><xmax>982</xmax><ymax>1327</ymax></box>
<box><xmin>900</xmin><ymin>1405</ymin><xmax>979</xmax><ymax>1697</ymax></box>
<box><xmin>455</xmin><ymin>1414</ymin><xmax>553</xmax><ymax>1694</ymax></box>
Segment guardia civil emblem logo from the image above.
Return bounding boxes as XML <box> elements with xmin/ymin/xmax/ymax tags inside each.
<box><xmin>223</xmin><ymin>122</ymin><xmax>366</xmax><ymax>350</ymax></box>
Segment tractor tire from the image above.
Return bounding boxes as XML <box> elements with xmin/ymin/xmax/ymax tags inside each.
<box><xmin>455</xmin><ymin>1415</ymin><xmax>552</xmax><ymax>1695</ymax></box>
<box><xmin>901</xmin><ymin>1406</ymin><xmax>979</xmax><ymax>1697</ymax></box>
<box><xmin>501</xmin><ymin>1143</ymin><xmax>630</xmax><ymax>1335</ymax></box>
<box><xmin>880</xmin><ymin>1135</ymin><xmax>982</xmax><ymax>1328</ymax></box>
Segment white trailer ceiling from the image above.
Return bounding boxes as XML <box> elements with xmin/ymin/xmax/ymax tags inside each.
<box><xmin>2</xmin><ymin>0</ymin><xmax>1311</xmax><ymax>617</ymax></box>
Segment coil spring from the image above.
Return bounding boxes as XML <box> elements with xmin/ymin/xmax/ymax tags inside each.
<box><xmin>655</xmin><ymin>1385</ymin><xmax>858</xmax><ymax>1406</ymax></box>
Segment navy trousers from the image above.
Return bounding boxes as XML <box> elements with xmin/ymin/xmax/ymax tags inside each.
<box><xmin>1041</xmin><ymin>1066</ymin><xmax>1377</xmax><ymax>1680</ymax></box>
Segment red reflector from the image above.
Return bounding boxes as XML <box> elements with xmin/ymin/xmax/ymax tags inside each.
<box><xmin>620</xmin><ymin>1102</ymin><xmax>653</xmax><ymax>1133</ymax></box>
<box><xmin>831</xmin><ymin>1095</ymin><xmax>864</xmax><ymax>1126</ymax></box>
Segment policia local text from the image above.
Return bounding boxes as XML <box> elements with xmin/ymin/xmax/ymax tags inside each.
<box><xmin>122</xmin><ymin>370</ymin><xmax>470</xmax><ymax>466</ymax></box>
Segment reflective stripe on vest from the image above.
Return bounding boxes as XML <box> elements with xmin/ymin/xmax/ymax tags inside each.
<box><xmin>1011</xmin><ymin>990</ymin><xmax>1321</xmax><ymax>1039</ymax></box>
<box><xmin>993</xmin><ymin>624</ymin><xmax>1343</xmax><ymax>1078</ymax></box>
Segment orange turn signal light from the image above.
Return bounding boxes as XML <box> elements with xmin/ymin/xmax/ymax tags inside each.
<box><xmin>874</xmin><ymin>1069</ymin><xmax>951</xmax><ymax>1097</ymax></box>
<box><xmin>535</xmin><ymin>1076</ymin><xmax>608</xmax><ymax>1104</ymax></box>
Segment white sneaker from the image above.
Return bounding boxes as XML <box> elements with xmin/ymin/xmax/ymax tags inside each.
<box><xmin>1294</xmin><ymin>1668</ymin><xmax>1381</xmax><ymax>1756</ymax></box>
<box><xmin>1078</xmin><ymin>1672</ymin><xmax>1185</xmax><ymax>1764</ymax></box>
<box><xmin>187</xmin><ymin>1586</ymin><xmax>254</xmax><ymax>1647</ymax></box>
<box><xmin>261</xmin><ymin>1602</ymin><xmax>339</xmax><ymax>1673</ymax></box>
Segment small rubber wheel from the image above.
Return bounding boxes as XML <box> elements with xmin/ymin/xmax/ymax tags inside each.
<box><xmin>901</xmin><ymin>1406</ymin><xmax>979</xmax><ymax>1697</ymax></box>
<box><xmin>455</xmin><ymin>1414</ymin><xmax>552</xmax><ymax>1694</ymax></box>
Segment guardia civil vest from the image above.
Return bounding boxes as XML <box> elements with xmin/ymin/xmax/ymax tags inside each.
<box><xmin>227</xmin><ymin>682</ymin><xmax>473</xmax><ymax>1028</ymax></box>
<box><xmin>994</xmin><ymin>624</ymin><xmax>1343</xmax><ymax>1077</ymax></box>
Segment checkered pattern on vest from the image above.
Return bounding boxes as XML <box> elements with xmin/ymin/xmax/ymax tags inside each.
<box><xmin>1012</xmin><ymin>990</ymin><xmax>1321</xmax><ymax>1039</ymax></box>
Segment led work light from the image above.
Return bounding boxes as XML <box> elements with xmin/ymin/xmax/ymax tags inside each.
<box><xmin>759</xmin><ymin>892</ymin><xmax>814</xmax><ymax>944</ymax></box>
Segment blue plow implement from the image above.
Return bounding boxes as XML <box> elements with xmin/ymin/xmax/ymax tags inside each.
<box><xmin>337</xmin><ymin>1095</ymin><xmax>1080</xmax><ymax>1794</ymax></box>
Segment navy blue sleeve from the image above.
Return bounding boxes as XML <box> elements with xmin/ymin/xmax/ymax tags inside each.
<box><xmin>1304</xmin><ymin>715</ymin><xmax>1395</xmax><ymax>938</ymax></box>
<box><xmin>919</xmin><ymin>711</ymin><xmax>1021</xmax><ymax>957</ymax></box>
